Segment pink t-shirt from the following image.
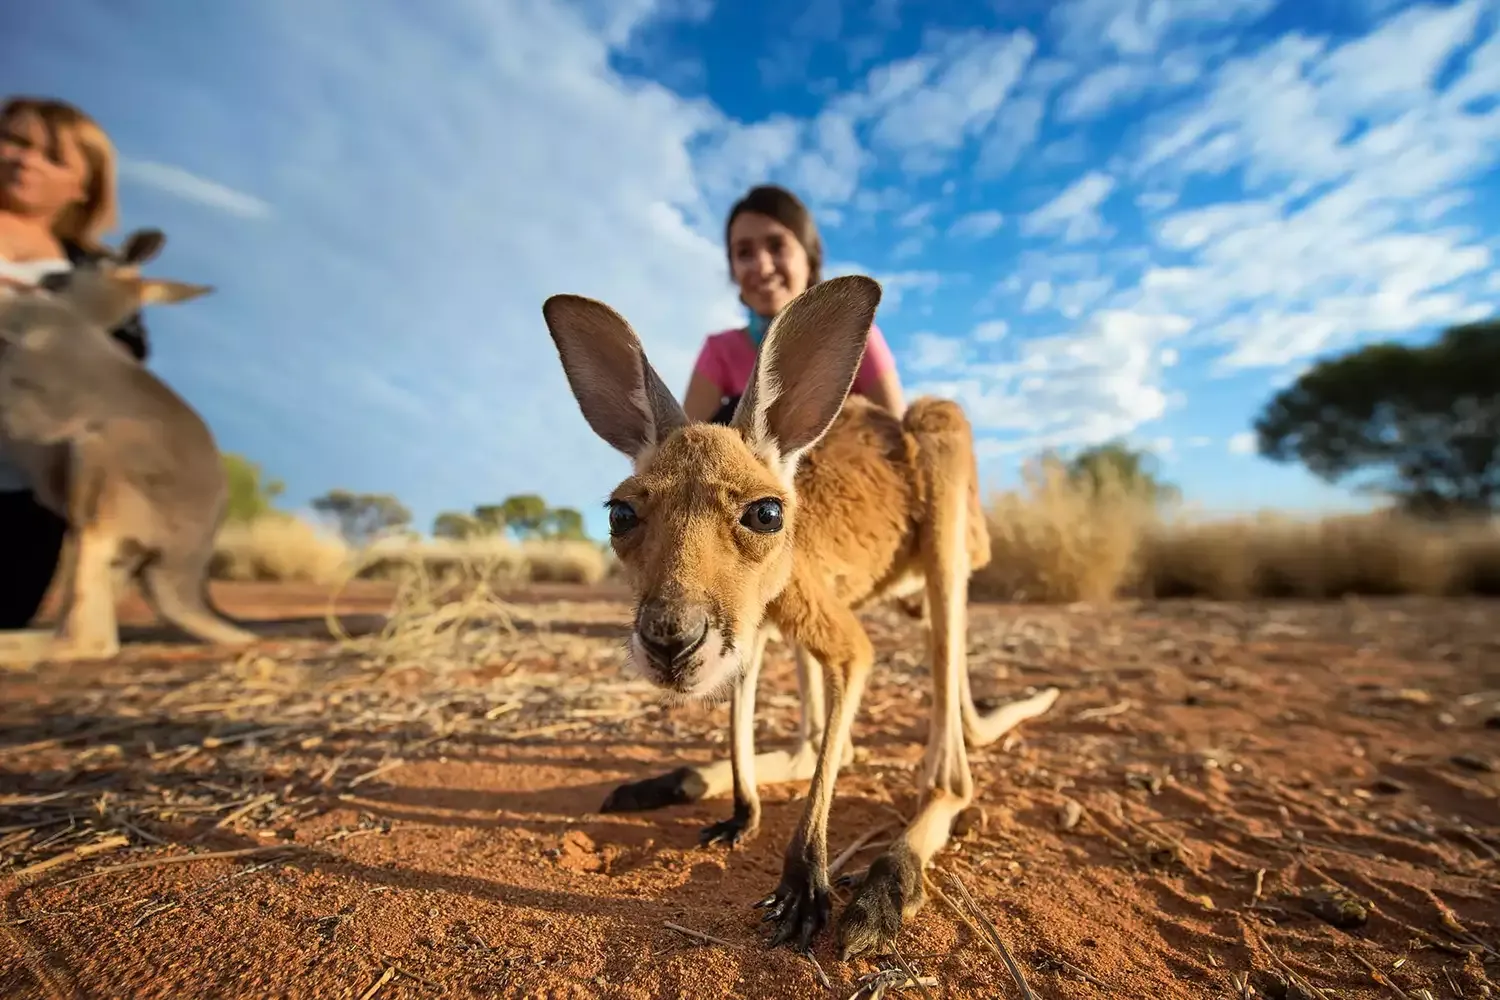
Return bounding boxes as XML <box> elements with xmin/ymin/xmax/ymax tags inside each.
<box><xmin>691</xmin><ymin>322</ymin><xmax>896</xmax><ymax>400</ymax></box>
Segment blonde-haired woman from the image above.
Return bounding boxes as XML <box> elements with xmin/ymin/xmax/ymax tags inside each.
<box><xmin>0</xmin><ymin>96</ymin><xmax>152</xmax><ymax>629</ymax></box>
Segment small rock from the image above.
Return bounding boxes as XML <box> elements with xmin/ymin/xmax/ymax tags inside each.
<box><xmin>1250</xmin><ymin>970</ymin><xmax>1290</xmax><ymax>999</ymax></box>
<box><xmin>1299</xmin><ymin>885</ymin><xmax>1369</xmax><ymax>929</ymax></box>
<box><xmin>1058</xmin><ymin>799</ymin><xmax>1083</xmax><ymax>831</ymax></box>
<box><xmin>1372</xmin><ymin>687</ymin><xmax>1432</xmax><ymax>706</ymax></box>
<box><xmin>1125</xmin><ymin>771</ymin><xmax>1163</xmax><ymax>795</ymax></box>
<box><xmin>1452</xmin><ymin>753</ymin><xmax>1495</xmax><ymax>773</ymax></box>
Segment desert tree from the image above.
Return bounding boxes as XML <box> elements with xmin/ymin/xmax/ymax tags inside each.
<box><xmin>1254</xmin><ymin>319</ymin><xmax>1500</xmax><ymax>517</ymax></box>
<box><xmin>311</xmin><ymin>489</ymin><xmax>413</xmax><ymax>545</ymax></box>
<box><xmin>221</xmin><ymin>453</ymin><xmax>285</xmax><ymax>522</ymax></box>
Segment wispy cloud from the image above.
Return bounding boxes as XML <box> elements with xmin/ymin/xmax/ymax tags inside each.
<box><xmin>948</xmin><ymin>209</ymin><xmax>1005</xmax><ymax>239</ymax></box>
<box><xmin>1021</xmin><ymin>170</ymin><xmax>1117</xmax><ymax>243</ymax></box>
<box><xmin>119</xmin><ymin>159</ymin><xmax>271</xmax><ymax>219</ymax></box>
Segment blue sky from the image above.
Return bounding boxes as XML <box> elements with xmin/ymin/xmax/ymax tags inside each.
<box><xmin>8</xmin><ymin>0</ymin><xmax>1500</xmax><ymax>539</ymax></box>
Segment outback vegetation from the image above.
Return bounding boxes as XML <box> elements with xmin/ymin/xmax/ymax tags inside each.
<box><xmin>211</xmin><ymin>322</ymin><xmax>1500</xmax><ymax>604</ymax></box>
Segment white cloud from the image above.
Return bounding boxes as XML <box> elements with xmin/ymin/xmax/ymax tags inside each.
<box><xmin>909</xmin><ymin>309</ymin><xmax>1191</xmax><ymax>452</ymax></box>
<box><xmin>1136</xmin><ymin>189</ymin><xmax>1179</xmax><ymax>212</ymax></box>
<box><xmin>1187</xmin><ymin>435</ymin><xmax>1212</xmax><ymax>448</ymax></box>
<box><xmin>1022</xmin><ymin>280</ymin><xmax>1054</xmax><ymax>311</ymax></box>
<box><xmin>1050</xmin><ymin>0</ymin><xmax>1278</xmax><ymax>58</ymax></box>
<box><xmin>897</xmin><ymin>203</ymin><xmax>936</xmax><ymax>228</ymax></box>
<box><xmin>828</xmin><ymin>263</ymin><xmax>944</xmax><ymax>312</ymax></box>
<box><xmin>907</xmin><ymin>331</ymin><xmax>966</xmax><ymax>371</ymax></box>
<box><xmin>851</xmin><ymin>29</ymin><xmax>1038</xmax><ymax>175</ymax></box>
<box><xmin>976</xmin><ymin>93</ymin><xmax>1046</xmax><ymax>177</ymax></box>
<box><xmin>1021</xmin><ymin>170</ymin><xmax>1117</xmax><ymax>243</ymax></box>
<box><xmin>119</xmin><ymin>159</ymin><xmax>272</xmax><ymax>219</ymax></box>
<box><xmin>972</xmin><ymin>319</ymin><xmax>1009</xmax><ymax>342</ymax></box>
<box><xmin>892</xmin><ymin>235</ymin><xmax>926</xmax><ymax>259</ymax></box>
<box><xmin>1228</xmin><ymin>432</ymin><xmax>1257</xmax><ymax>455</ymax></box>
<box><xmin>1122</xmin><ymin>0</ymin><xmax>1500</xmax><ymax>372</ymax></box>
<box><xmin>1056</xmin><ymin>63</ymin><xmax>1156</xmax><ymax>121</ymax></box>
<box><xmin>948</xmin><ymin>209</ymin><xmax>1005</xmax><ymax>239</ymax></box>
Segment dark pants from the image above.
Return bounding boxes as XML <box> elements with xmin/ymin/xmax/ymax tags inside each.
<box><xmin>0</xmin><ymin>490</ymin><xmax>68</xmax><ymax>629</ymax></box>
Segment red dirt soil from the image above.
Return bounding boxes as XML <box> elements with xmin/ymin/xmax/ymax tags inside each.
<box><xmin>2</xmin><ymin>584</ymin><xmax>1499</xmax><ymax>999</ymax></box>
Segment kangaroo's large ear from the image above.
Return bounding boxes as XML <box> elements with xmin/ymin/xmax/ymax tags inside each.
<box><xmin>119</xmin><ymin>229</ymin><xmax>166</xmax><ymax>267</ymax></box>
<box><xmin>138</xmin><ymin>278</ymin><xmax>213</xmax><ymax>306</ymax></box>
<box><xmin>541</xmin><ymin>294</ymin><xmax>689</xmax><ymax>465</ymax></box>
<box><xmin>732</xmin><ymin>275</ymin><xmax>882</xmax><ymax>481</ymax></box>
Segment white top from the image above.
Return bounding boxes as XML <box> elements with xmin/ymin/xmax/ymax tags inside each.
<box><xmin>0</xmin><ymin>255</ymin><xmax>73</xmax><ymax>491</ymax></box>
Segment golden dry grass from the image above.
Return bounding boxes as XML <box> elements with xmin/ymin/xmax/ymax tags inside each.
<box><xmin>971</xmin><ymin>458</ymin><xmax>1500</xmax><ymax>603</ymax></box>
<box><xmin>211</xmin><ymin>516</ymin><xmax>614</xmax><ymax>588</ymax></box>
<box><xmin>213</xmin><ymin>475</ymin><xmax>1500</xmax><ymax>604</ymax></box>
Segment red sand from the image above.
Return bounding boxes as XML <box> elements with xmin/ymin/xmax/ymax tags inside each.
<box><xmin>3</xmin><ymin>584</ymin><xmax>1498</xmax><ymax>999</ymax></box>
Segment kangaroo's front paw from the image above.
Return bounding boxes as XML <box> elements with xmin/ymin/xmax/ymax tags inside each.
<box><xmin>699</xmin><ymin>811</ymin><xmax>759</xmax><ymax>849</ymax></box>
<box><xmin>599</xmin><ymin>766</ymin><xmax>707</xmax><ymax>813</ymax></box>
<box><xmin>754</xmin><ymin>856</ymin><xmax>831</xmax><ymax>953</ymax></box>
<box><xmin>836</xmin><ymin>848</ymin><xmax>925</xmax><ymax>960</ymax></box>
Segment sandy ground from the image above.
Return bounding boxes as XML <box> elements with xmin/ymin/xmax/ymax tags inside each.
<box><xmin>2</xmin><ymin>584</ymin><xmax>1499</xmax><ymax>999</ymax></box>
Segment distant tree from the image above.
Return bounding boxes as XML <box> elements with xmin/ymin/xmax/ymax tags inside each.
<box><xmin>1058</xmin><ymin>439</ymin><xmax>1181</xmax><ymax>506</ymax></box>
<box><xmin>499</xmin><ymin>493</ymin><xmax>550</xmax><ymax>539</ymax></box>
<box><xmin>221</xmin><ymin>453</ymin><xmax>285</xmax><ymax>522</ymax></box>
<box><xmin>311</xmin><ymin>489</ymin><xmax>412</xmax><ymax>545</ymax></box>
<box><xmin>1254</xmin><ymin>319</ymin><xmax>1500</xmax><ymax>516</ymax></box>
<box><xmin>432</xmin><ymin>511</ymin><xmax>481</xmax><ymax>540</ymax></box>
<box><xmin>472</xmin><ymin>504</ymin><xmax>507</xmax><ymax>535</ymax></box>
<box><xmin>541</xmin><ymin>506</ymin><xmax>587</xmax><ymax>540</ymax></box>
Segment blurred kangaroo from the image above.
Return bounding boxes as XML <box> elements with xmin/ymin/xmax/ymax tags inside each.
<box><xmin>0</xmin><ymin>228</ymin><xmax>256</xmax><ymax>663</ymax></box>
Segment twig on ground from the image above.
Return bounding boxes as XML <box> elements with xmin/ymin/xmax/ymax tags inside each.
<box><xmin>358</xmin><ymin>966</ymin><xmax>396</xmax><ymax>1000</ymax></box>
<box><xmin>663</xmin><ymin>921</ymin><xmax>736</xmax><ymax>949</ymax></box>
<box><xmin>347</xmin><ymin>759</ymin><xmax>406</xmax><ymax>789</ymax></box>
<box><xmin>937</xmin><ymin>870</ymin><xmax>1037</xmax><ymax>999</ymax></box>
<box><xmin>806</xmin><ymin>950</ymin><xmax>833</xmax><ymax>991</ymax></box>
<box><xmin>49</xmin><ymin>846</ymin><xmax>293</xmax><ymax>887</ymax></box>
<box><xmin>847</xmin><ymin>969</ymin><xmax>940</xmax><ymax>1000</ymax></box>
<box><xmin>889</xmin><ymin>944</ymin><xmax>934</xmax><ymax>1000</ymax></box>
<box><xmin>9</xmin><ymin>834</ymin><xmax>130</xmax><ymax>883</ymax></box>
<box><xmin>1072</xmin><ymin>699</ymin><xmax>1133</xmax><ymax>723</ymax></box>
<box><xmin>829</xmin><ymin>823</ymin><xmax>896</xmax><ymax>878</ymax></box>
<box><xmin>1348</xmin><ymin>949</ymin><xmax>1412</xmax><ymax>999</ymax></box>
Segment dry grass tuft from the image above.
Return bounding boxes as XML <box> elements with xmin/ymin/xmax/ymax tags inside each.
<box><xmin>210</xmin><ymin>514</ymin><xmax>352</xmax><ymax>585</ymax></box>
<box><xmin>326</xmin><ymin>543</ymin><xmax>525</xmax><ymax>674</ymax></box>
<box><xmin>212</xmin><ymin>517</ymin><xmax>614</xmax><ymax>588</ymax></box>
<box><xmin>972</xmin><ymin>458</ymin><xmax>1154</xmax><ymax>603</ymax></box>
<box><xmin>974</xmin><ymin>463</ymin><xmax>1500</xmax><ymax>603</ymax></box>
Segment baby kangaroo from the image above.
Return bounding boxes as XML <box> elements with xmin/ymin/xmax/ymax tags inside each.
<box><xmin>0</xmin><ymin>228</ymin><xmax>257</xmax><ymax>664</ymax></box>
<box><xmin>541</xmin><ymin>275</ymin><xmax>1059</xmax><ymax>957</ymax></box>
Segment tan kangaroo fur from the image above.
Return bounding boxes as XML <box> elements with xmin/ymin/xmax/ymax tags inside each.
<box><xmin>542</xmin><ymin>275</ymin><xmax>1060</xmax><ymax>956</ymax></box>
<box><xmin>0</xmin><ymin>228</ymin><xmax>257</xmax><ymax>665</ymax></box>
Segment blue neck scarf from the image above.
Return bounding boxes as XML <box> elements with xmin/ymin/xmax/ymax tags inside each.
<box><xmin>745</xmin><ymin>307</ymin><xmax>772</xmax><ymax>348</ymax></box>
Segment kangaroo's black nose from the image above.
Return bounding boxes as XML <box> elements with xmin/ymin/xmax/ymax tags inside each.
<box><xmin>637</xmin><ymin>601</ymin><xmax>709</xmax><ymax>670</ymax></box>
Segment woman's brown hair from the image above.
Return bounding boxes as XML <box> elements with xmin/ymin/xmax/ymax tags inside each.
<box><xmin>724</xmin><ymin>184</ymin><xmax>824</xmax><ymax>286</ymax></box>
<box><xmin>1</xmin><ymin>96</ymin><xmax>120</xmax><ymax>249</ymax></box>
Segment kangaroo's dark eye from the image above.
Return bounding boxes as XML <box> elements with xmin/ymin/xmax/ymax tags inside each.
<box><xmin>606</xmin><ymin>499</ymin><xmax>639</xmax><ymax>536</ymax></box>
<box><xmin>740</xmin><ymin>498</ymin><xmax>784</xmax><ymax>534</ymax></box>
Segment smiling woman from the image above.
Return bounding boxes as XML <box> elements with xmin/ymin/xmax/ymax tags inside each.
<box><xmin>681</xmin><ymin>184</ymin><xmax>907</xmax><ymax>425</ymax></box>
<box><xmin>0</xmin><ymin>95</ymin><xmax>152</xmax><ymax>631</ymax></box>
